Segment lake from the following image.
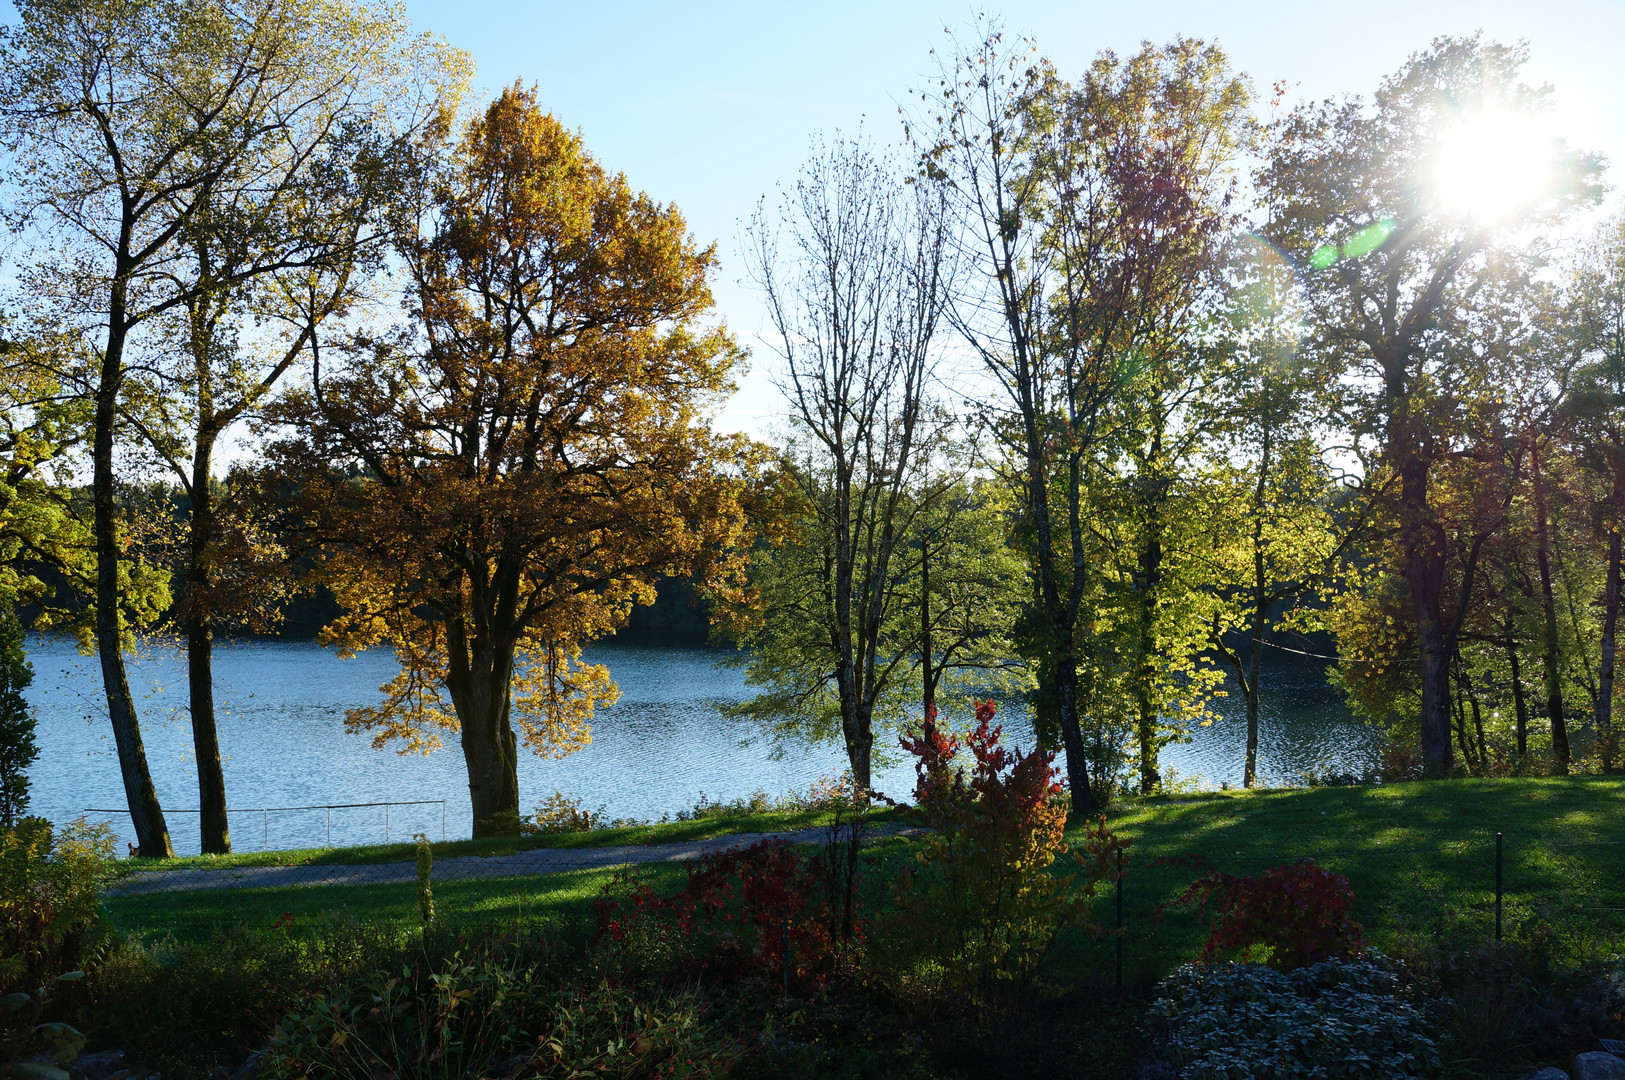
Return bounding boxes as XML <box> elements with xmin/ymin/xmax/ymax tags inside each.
<box><xmin>24</xmin><ymin>636</ymin><xmax>1379</xmax><ymax>856</ymax></box>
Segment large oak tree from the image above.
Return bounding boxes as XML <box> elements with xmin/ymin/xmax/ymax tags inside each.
<box><xmin>275</xmin><ymin>86</ymin><xmax>754</xmax><ymax>836</ymax></box>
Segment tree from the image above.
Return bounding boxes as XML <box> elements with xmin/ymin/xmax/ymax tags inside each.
<box><xmin>117</xmin><ymin>4</ymin><xmax>462</xmax><ymax>854</ymax></box>
<box><xmin>1568</xmin><ymin>213</ymin><xmax>1625</xmax><ymax>769</ymax></box>
<box><xmin>1205</xmin><ymin>238</ymin><xmax>1346</xmax><ymax>788</ymax></box>
<box><xmin>0</xmin><ymin>603</ymin><xmax>37</xmax><ymax>829</ymax></box>
<box><xmin>734</xmin><ymin>133</ymin><xmax>954</xmax><ymax>791</ymax></box>
<box><xmin>915</xmin><ymin>27</ymin><xmax>1250</xmax><ymax>811</ymax></box>
<box><xmin>273</xmin><ymin>85</ymin><xmax>754</xmax><ymax>837</ymax></box>
<box><xmin>0</xmin><ymin>0</ymin><xmax>459</xmax><ymax>855</ymax></box>
<box><xmin>1258</xmin><ymin>35</ymin><xmax>1602</xmax><ymax>778</ymax></box>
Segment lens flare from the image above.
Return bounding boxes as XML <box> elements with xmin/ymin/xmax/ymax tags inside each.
<box><xmin>1432</xmin><ymin>111</ymin><xmax>1555</xmax><ymax>222</ymax></box>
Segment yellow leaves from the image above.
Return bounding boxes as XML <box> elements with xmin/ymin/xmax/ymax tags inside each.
<box><xmin>510</xmin><ymin>642</ymin><xmax>611</xmax><ymax>760</ymax></box>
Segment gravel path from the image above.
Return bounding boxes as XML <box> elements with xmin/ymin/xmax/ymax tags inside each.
<box><xmin>107</xmin><ymin>825</ymin><xmax>924</xmax><ymax>897</ymax></box>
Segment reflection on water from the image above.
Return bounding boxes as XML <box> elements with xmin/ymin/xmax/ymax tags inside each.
<box><xmin>25</xmin><ymin>637</ymin><xmax>1379</xmax><ymax>856</ymax></box>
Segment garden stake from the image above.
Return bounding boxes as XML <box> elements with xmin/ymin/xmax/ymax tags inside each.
<box><xmin>1115</xmin><ymin>846</ymin><xmax>1124</xmax><ymax>992</ymax></box>
<box><xmin>1495</xmin><ymin>831</ymin><xmax>1503</xmax><ymax>942</ymax></box>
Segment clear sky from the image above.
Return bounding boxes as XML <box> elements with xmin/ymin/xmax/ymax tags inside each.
<box><xmin>400</xmin><ymin>1</ymin><xmax>1625</xmax><ymax>433</ymax></box>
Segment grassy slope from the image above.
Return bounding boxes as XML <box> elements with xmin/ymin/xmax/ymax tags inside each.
<box><xmin>105</xmin><ymin>778</ymin><xmax>1625</xmax><ymax>982</ymax></box>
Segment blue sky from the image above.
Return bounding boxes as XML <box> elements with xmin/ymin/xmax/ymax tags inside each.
<box><xmin>389</xmin><ymin>2</ymin><xmax>1625</xmax><ymax>431</ymax></box>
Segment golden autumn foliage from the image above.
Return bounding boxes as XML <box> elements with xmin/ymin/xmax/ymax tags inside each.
<box><xmin>271</xmin><ymin>84</ymin><xmax>758</xmax><ymax>834</ymax></box>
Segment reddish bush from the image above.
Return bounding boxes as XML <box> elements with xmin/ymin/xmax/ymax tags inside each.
<box><xmin>1161</xmin><ymin>857</ymin><xmax>1365</xmax><ymax>969</ymax></box>
<box><xmin>891</xmin><ymin>701</ymin><xmax>1126</xmax><ymax>991</ymax></box>
<box><xmin>593</xmin><ymin>837</ymin><xmax>851</xmax><ymax>990</ymax></box>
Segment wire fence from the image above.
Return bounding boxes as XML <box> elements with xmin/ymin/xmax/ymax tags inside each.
<box><xmin>81</xmin><ymin>800</ymin><xmax>447</xmax><ymax>853</ymax></box>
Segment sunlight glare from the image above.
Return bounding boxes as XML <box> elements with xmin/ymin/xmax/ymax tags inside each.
<box><xmin>1432</xmin><ymin>111</ymin><xmax>1555</xmax><ymax>223</ymax></box>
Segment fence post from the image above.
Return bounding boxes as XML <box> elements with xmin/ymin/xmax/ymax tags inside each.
<box><xmin>1495</xmin><ymin>831</ymin><xmax>1503</xmax><ymax>943</ymax></box>
<box><xmin>263</xmin><ymin>809</ymin><xmax>268</xmax><ymax>850</ymax></box>
<box><xmin>327</xmin><ymin>807</ymin><xmax>332</xmax><ymax>847</ymax></box>
<box><xmin>442</xmin><ymin>801</ymin><xmax>447</xmax><ymax>842</ymax></box>
<box><xmin>1115</xmin><ymin>846</ymin><xmax>1124</xmax><ymax>993</ymax></box>
<box><xmin>385</xmin><ymin>803</ymin><xmax>390</xmax><ymax>843</ymax></box>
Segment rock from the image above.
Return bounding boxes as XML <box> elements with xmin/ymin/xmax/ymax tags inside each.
<box><xmin>1575</xmin><ymin>1053</ymin><xmax>1625</xmax><ymax>1080</ymax></box>
<box><xmin>69</xmin><ymin>1051</ymin><xmax>126</xmax><ymax>1080</ymax></box>
<box><xmin>1524</xmin><ymin>1068</ymin><xmax>1569</xmax><ymax>1080</ymax></box>
<box><xmin>230</xmin><ymin>1050</ymin><xmax>264</xmax><ymax>1080</ymax></box>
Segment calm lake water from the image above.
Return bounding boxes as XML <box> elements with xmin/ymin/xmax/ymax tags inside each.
<box><xmin>24</xmin><ymin>636</ymin><xmax>1379</xmax><ymax>856</ymax></box>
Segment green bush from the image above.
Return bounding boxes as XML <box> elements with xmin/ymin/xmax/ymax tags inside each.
<box><xmin>0</xmin><ymin>604</ymin><xmax>37</xmax><ymax>830</ymax></box>
<box><xmin>1147</xmin><ymin>953</ymin><xmax>1441</xmax><ymax>1079</ymax></box>
<box><xmin>0</xmin><ymin>817</ymin><xmax>114</xmax><ymax>993</ymax></box>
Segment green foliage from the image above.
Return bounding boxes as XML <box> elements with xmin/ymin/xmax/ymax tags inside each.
<box><xmin>1148</xmin><ymin>954</ymin><xmax>1441</xmax><ymax>1079</ymax></box>
<box><xmin>0</xmin><ymin>608</ymin><xmax>36</xmax><ymax>830</ymax></box>
<box><xmin>0</xmin><ymin>818</ymin><xmax>114</xmax><ymax>995</ymax></box>
<box><xmin>267</xmin><ymin>943</ymin><xmax>733</xmax><ymax>1080</ymax></box>
<box><xmin>1</xmin><ymin>971</ymin><xmax>87</xmax><ymax>1080</ymax></box>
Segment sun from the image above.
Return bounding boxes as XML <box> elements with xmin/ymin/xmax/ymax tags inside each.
<box><xmin>1431</xmin><ymin>110</ymin><xmax>1557</xmax><ymax>223</ymax></box>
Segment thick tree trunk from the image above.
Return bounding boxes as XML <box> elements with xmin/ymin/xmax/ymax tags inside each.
<box><xmin>1531</xmin><ymin>450</ymin><xmax>1570</xmax><ymax>772</ymax></box>
<box><xmin>450</xmin><ymin>638</ymin><xmax>522</xmax><ymax>837</ymax></box>
<box><xmin>1398</xmin><ymin>455</ymin><xmax>1452</xmax><ymax>778</ymax></box>
<box><xmin>94</xmin><ymin>317</ymin><xmax>172</xmax><ymax>858</ymax></box>
<box><xmin>846</xmin><ymin>703</ymin><xmax>874</xmax><ymax>794</ymax></box>
<box><xmin>187</xmin><ymin>438</ymin><xmax>231</xmax><ymax>854</ymax></box>
<box><xmin>1600</xmin><ymin>525</ymin><xmax>1620</xmax><ymax>773</ymax></box>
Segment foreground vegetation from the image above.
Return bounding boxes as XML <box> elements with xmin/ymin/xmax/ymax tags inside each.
<box><xmin>0</xmin><ymin>777</ymin><xmax>1594</xmax><ymax>1078</ymax></box>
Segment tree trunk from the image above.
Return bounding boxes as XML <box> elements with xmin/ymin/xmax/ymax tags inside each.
<box><xmin>1398</xmin><ymin>454</ymin><xmax>1452</xmax><ymax>778</ymax></box>
<box><xmin>920</xmin><ymin>538</ymin><xmax>934</xmax><ymax>718</ymax></box>
<box><xmin>1052</xmin><ymin>654</ymin><xmax>1098</xmax><ymax>817</ymax></box>
<box><xmin>1505</xmin><ymin>621</ymin><xmax>1530</xmax><ymax>762</ymax></box>
<box><xmin>1600</xmin><ymin>524</ymin><xmax>1620</xmax><ymax>773</ymax></box>
<box><xmin>1134</xmin><ymin>522</ymin><xmax>1163</xmax><ymax>794</ymax></box>
<box><xmin>1244</xmin><ymin>617</ymin><xmax>1263</xmax><ymax>789</ymax></box>
<box><xmin>187</xmin><ymin>437</ymin><xmax>232</xmax><ymax>853</ymax></box>
<box><xmin>449</xmin><ymin>637</ymin><xmax>522</xmax><ymax>837</ymax></box>
<box><xmin>846</xmin><ymin>703</ymin><xmax>874</xmax><ymax>795</ymax></box>
<box><xmin>94</xmin><ymin>317</ymin><xmax>172</xmax><ymax>858</ymax></box>
<box><xmin>1531</xmin><ymin>448</ymin><xmax>1570</xmax><ymax>772</ymax></box>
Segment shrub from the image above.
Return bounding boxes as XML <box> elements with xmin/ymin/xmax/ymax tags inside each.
<box><xmin>524</xmin><ymin>791</ymin><xmax>603</xmax><ymax>834</ymax></box>
<box><xmin>887</xmin><ymin>702</ymin><xmax>1124</xmax><ymax>992</ymax></box>
<box><xmin>0</xmin><ymin>817</ymin><xmax>114</xmax><ymax>993</ymax></box>
<box><xmin>1161</xmin><ymin>857</ymin><xmax>1364</xmax><ymax>969</ymax></box>
<box><xmin>1147</xmin><ymin>954</ymin><xmax>1441</xmax><ymax>1079</ymax></box>
<box><xmin>593</xmin><ymin>838</ymin><xmax>848</xmax><ymax>989</ymax></box>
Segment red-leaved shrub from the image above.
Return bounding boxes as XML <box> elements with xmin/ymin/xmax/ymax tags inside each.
<box><xmin>1161</xmin><ymin>857</ymin><xmax>1365</xmax><ymax>969</ymax></box>
<box><xmin>593</xmin><ymin>837</ymin><xmax>850</xmax><ymax>989</ymax></box>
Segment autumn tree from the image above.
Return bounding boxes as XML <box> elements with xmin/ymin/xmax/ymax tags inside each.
<box><xmin>733</xmin><ymin>134</ymin><xmax>954</xmax><ymax>791</ymax></box>
<box><xmin>273</xmin><ymin>85</ymin><xmax>754</xmax><ymax>837</ymax></box>
<box><xmin>915</xmin><ymin>26</ymin><xmax>1250</xmax><ymax>811</ymax></box>
<box><xmin>1258</xmin><ymin>35</ymin><xmax>1602</xmax><ymax>778</ymax></box>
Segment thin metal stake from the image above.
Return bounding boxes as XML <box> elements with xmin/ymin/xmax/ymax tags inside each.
<box><xmin>1115</xmin><ymin>847</ymin><xmax>1124</xmax><ymax>993</ymax></box>
<box><xmin>1495</xmin><ymin>831</ymin><xmax>1503</xmax><ymax>943</ymax></box>
<box><xmin>263</xmin><ymin>809</ymin><xmax>268</xmax><ymax>850</ymax></box>
<box><xmin>327</xmin><ymin>807</ymin><xmax>332</xmax><ymax>847</ymax></box>
<box><xmin>385</xmin><ymin>803</ymin><xmax>390</xmax><ymax>843</ymax></box>
<box><xmin>442</xmin><ymin>801</ymin><xmax>447</xmax><ymax>842</ymax></box>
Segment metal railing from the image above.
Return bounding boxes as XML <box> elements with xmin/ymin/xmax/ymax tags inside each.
<box><xmin>81</xmin><ymin>800</ymin><xmax>447</xmax><ymax>849</ymax></box>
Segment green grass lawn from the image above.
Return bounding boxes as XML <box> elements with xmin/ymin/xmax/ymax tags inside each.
<box><xmin>104</xmin><ymin>778</ymin><xmax>1625</xmax><ymax>985</ymax></box>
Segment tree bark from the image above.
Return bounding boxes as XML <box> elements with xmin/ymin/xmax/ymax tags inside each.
<box><xmin>1397</xmin><ymin>449</ymin><xmax>1453</xmax><ymax>778</ymax></box>
<box><xmin>1134</xmin><ymin>522</ymin><xmax>1164</xmax><ymax>794</ymax></box>
<box><xmin>449</xmin><ymin>636</ymin><xmax>522</xmax><ymax>837</ymax></box>
<box><xmin>94</xmin><ymin>315</ymin><xmax>172</xmax><ymax>858</ymax></box>
<box><xmin>1531</xmin><ymin>447</ymin><xmax>1570</xmax><ymax>772</ymax></box>
<box><xmin>1600</xmin><ymin>523</ymin><xmax>1620</xmax><ymax>773</ymax></box>
<box><xmin>186</xmin><ymin>436</ymin><xmax>231</xmax><ymax>854</ymax></box>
